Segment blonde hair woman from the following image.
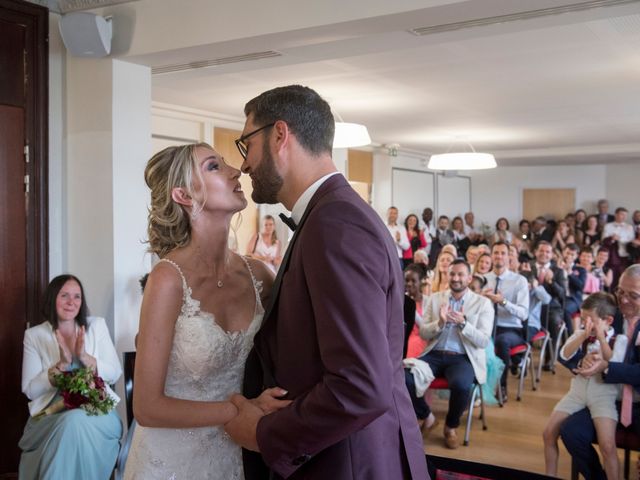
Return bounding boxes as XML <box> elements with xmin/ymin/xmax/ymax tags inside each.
<box><xmin>125</xmin><ymin>143</ymin><xmax>289</xmax><ymax>479</ymax></box>
<box><xmin>431</xmin><ymin>251</ymin><xmax>456</xmax><ymax>293</ymax></box>
<box><xmin>246</xmin><ymin>215</ymin><xmax>282</xmax><ymax>273</ymax></box>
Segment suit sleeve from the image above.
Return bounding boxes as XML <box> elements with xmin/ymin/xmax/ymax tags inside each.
<box><xmin>605</xmin><ymin>360</ymin><xmax>640</xmax><ymax>388</ymax></box>
<box><xmin>21</xmin><ymin>329</ymin><xmax>56</xmax><ymax>401</ymax></box>
<box><xmin>420</xmin><ymin>294</ymin><xmax>443</xmax><ymax>340</ymax></box>
<box><xmin>256</xmin><ymin>202</ymin><xmax>400</xmax><ymax>477</ymax></box>
<box><xmin>460</xmin><ymin>297</ymin><xmax>493</xmax><ymax>349</ymax></box>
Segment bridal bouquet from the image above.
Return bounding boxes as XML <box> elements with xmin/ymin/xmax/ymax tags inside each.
<box><xmin>35</xmin><ymin>367</ymin><xmax>115</xmax><ymax>418</ymax></box>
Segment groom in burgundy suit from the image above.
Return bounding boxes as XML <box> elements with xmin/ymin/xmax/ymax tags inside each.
<box><xmin>224</xmin><ymin>85</ymin><xmax>428</xmax><ymax>479</ymax></box>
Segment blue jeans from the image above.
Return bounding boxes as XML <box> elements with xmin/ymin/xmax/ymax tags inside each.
<box><xmin>404</xmin><ymin>351</ymin><xmax>475</xmax><ymax>428</ymax></box>
<box><xmin>494</xmin><ymin>327</ymin><xmax>524</xmax><ymax>389</ymax></box>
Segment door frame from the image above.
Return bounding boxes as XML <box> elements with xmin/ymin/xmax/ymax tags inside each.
<box><xmin>0</xmin><ymin>0</ymin><xmax>49</xmax><ymax>327</ymax></box>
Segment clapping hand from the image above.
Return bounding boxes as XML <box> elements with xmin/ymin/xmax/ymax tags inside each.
<box><xmin>482</xmin><ymin>288</ymin><xmax>504</xmax><ymax>305</ymax></box>
<box><xmin>54</xmin><ymin>329</ymin><xmax>72</xmax><ymax>370</ymax></box>
<box><xmin>75</xmin><ymin>326</ymin><xmax>97</xmax><ymax>370</ymax></box>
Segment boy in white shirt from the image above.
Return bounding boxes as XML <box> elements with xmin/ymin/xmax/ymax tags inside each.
<box><xmin>542</xmin><ymin>292</ymin><xmax>626</xmax><ymax>479</ymax></box>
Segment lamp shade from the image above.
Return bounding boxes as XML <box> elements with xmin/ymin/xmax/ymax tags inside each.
<box><xmin>428</xmin><ymin>152</ymin><xmax>496</xmax><ymax>170</ymax></box>
<box><xmin>333</xmin><ymin>122</ymin><xmax>371</xmax><ymax>149</ymax></box>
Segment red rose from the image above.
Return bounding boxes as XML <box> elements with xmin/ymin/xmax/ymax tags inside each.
<box><xmin>94</xmin><ymin>375</ymin><xmax>105</xmax><ymax>390</ymax></box>
<box><xmin>62</xmin><ymin>391</ymin><xmax>89</xmax><ymax>409</ymax></box>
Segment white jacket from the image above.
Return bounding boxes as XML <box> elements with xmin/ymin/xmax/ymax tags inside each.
<box><xmin>22</xmin><ymin>316</ymin><xmax>122</xmax><ymax>416</ymax></box>
<box><xmin>419</xmin><ymin>289</ymin><xmax>494</xmax><ymax>385</ymax></box>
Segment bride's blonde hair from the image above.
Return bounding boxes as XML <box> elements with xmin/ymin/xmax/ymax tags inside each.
<box><xmin>145</xmin><ymin>143</ymin><xmax>211</xmax><ymax>258</ymax></box>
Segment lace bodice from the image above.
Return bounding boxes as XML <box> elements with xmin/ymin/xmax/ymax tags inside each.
<box><xmin>124</xmin><ymin>257</ymin><xmax>263</xmax><ymax>480</ymax></box>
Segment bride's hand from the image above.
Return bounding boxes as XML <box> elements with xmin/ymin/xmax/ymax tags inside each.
<box><xmin>252</xmin><ymin>387</ymin><xmax>292</xmax><ymax>414</ymax></box>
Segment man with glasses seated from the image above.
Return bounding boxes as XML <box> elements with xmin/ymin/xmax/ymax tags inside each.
<box><xmin>560</xmin><ymin>264</ymin><xmax>640</xmax><ymax>480</ymax></box>
<box><xmin>405</xmin><ymin>260</ymin><xmax>493</xmax><ymax>449</ymax></box>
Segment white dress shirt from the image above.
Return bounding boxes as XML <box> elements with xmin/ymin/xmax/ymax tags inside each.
<box><xmin>387</xmin><ymin>223</ymin><xmax>410</xmax><ymax>258</ymax></box>
<box><xmin>484</xmin><ymin>270</ymin><xmax>530</xmax><ymax>329</ymax></box>
<box><xmin>22</xmin><ymin>316</ymin><xmax>122</xmax><ymax>416</ymax></box>
<box><xmin>603</xmin><ymin>221</ymin><xmax>635</xmax><ymax>257</ymax></box>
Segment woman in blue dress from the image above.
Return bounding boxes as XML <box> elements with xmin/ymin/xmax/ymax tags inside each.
<box><xmin>19</xmin><ymin>274</ymin><xmax>123</xmax><ymax>479</ymax></box>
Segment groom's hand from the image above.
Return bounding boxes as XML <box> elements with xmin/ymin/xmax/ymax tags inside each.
<box><xmin>254</xmin><ymin>387</ymin><xmax>292</xmax><ymax>414</ymax></box>
<box><xmin>224</xmin><ymin>394</ymin><xmax>263</xmax><ymax>452</ymax></box>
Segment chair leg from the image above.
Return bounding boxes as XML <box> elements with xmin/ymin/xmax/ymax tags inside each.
<box><xmin>536</xmin><ymin>336</ymin><xmax>550</xmax><ymax>384</ymax></box>
<box><xmin>479</xmin><ymin>383</ymin><xmax>487</xmax><ymax>431</ymax></box>
<box><xmin>553</xmin><ymin>323</ymin><xmax>567</xmax><ymax>375</ymax></box>
<box><xmin>497</xmin><ymin>381</ymin><xmax>504</xmax><ymax>407</ymax></box>
<box><xmin>464</xmin><ymin>384</ymin><xmax>477</xmax><ymax>446</ymax></box>
<box><xmin>517</xmin><ymin>346</ymin><xmax>531</xmax><ymax>401</ymax></box>
<box><xmin>530</xmin><ymin>348</ymin><xmax>537</xmax><ymax>392</ymax></box>
<box><xmin>624</xmin><ymin>447</ymin><xmax>630</xmax><ymax>480</ymax></box>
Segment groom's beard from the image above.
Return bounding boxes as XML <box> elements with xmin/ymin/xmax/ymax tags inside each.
<box><xmin>250</xmin><ymin>142</ymin><xmax>284</xmax><ymax>204</ymax></box>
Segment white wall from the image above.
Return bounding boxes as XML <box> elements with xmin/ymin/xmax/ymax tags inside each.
<box><xmin>606</xmin><ymin>163</ymin><xmax>640</xmax><ymax>213</ymax></box>
<box><xmin>372</xmin><ymin>152</ymin><xmax>610</xmax><ymax>226</ymax></box>
<box><xmin>467</xmin><ymin>164</ymin><xmax>607</xmax><ymax>227</ymax></box>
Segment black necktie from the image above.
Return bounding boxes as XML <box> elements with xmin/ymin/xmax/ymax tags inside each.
<box><xmin>492</xmin><ymin>276</ymin><xmax>501</xmax><ymax>339</ymax></box>
<box><xmin>279</xmin><ymin>213</ymin><xmax>297</xmax><ymax>232</ymax></box>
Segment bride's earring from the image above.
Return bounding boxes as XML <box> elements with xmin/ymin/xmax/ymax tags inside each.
<box><xmin>191</xmin><ymin>202</ymin><xmax>200</xmax><ymax>221</ymax></box>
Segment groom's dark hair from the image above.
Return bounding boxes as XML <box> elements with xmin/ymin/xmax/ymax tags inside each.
<box><xmin>244</xmin><ymin>85</ymin><xmax>335</xmax><ymax>156</ymax></box>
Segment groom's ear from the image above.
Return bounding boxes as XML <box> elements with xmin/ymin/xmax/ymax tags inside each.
<box><xmin>171</xmin><ymin>187</ymin><xmax>192</xmax><ymax>207</ymax></box>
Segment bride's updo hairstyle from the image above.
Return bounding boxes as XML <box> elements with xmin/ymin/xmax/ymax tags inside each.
<box><xmin>145</xmin><ymin>143</ymin><xmax>211</xmax><ymax>258</ymax></box>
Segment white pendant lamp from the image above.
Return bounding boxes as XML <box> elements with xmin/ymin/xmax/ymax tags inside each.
<box><xmin>428</xmin><ymin>139</ymin><xmax>497</xmax><ymax>170</ymax></box>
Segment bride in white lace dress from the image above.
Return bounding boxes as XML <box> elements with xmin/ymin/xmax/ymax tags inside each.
<box><xmin>124</xmin><ymin>144</ymin><xmax>288</xmax><ymax>479</ymax></box>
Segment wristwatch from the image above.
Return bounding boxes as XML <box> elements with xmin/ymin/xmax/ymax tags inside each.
<box><xmin>501</xmin><ymin>298</ymin><xmax>508</xmax><ymax>306</ymax></box>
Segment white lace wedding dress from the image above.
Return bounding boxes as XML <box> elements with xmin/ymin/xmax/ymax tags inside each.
<box><xmin>124</xmin><ymin>258</ymin><xmax>263</xmax><ymax>479</ymax></box>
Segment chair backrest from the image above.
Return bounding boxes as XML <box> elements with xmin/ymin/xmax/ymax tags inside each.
<box><xmin>123</xmin><ymin>351</ymin><xmax>136</xmax><ymax>428</ymax></box>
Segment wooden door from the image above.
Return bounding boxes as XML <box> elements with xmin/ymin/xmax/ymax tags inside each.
<box><xmin>0</xmin><ymin>0</ymin><xmax>49</xmax><ymax>474</ymax></box>
<box><xmin>523</xmin><ymin>188</ymin><xmax>575</xmax><ymax>221</ymax></box>
<box><xmin>214</xmin><ymin>127</ymin><xmax>257</xmax><ymax>254</ymax></box>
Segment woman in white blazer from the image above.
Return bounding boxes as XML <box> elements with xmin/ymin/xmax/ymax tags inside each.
<box><xmin>19</xmin><ymin>274</ymin><xmax>122</xmax><ymax>480</ymax></box>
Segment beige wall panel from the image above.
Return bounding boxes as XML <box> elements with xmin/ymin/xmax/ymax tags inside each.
<box><xmin>214</xmin><ymin>127</ymin><xmax>257</xmax><ymax>253</ymax></box>
<box><xmin>347</xmin><ymin>149</ymin><xmax>373</xmax><ymax>184</ymax></box>
<box><xmin>523</xmin><ymin>188</ymin><xmax>575</xmax><ymax>220</ymax></box>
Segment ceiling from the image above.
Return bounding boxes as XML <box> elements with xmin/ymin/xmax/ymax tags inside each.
<box><xmin>79</xmin><ymin>0</ymin><xmax>640</xmax><ymax>166</ymax></box>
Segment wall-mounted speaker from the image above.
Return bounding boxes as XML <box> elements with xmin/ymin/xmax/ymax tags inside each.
<box><xmin>59</xmin><ymin>12</ymin><xmax>112</xmax><ymax>58</ymax></box>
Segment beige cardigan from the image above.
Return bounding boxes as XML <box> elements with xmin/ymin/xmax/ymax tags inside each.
<box><xmin>21</xmin><ymin>316</ymin><xmax>122</xmax><ymax>416</ymax></box>
<box><xmin>419</xmin><ymin>289</ymin><xmax>494</xmax><ymax>385</ymax></box>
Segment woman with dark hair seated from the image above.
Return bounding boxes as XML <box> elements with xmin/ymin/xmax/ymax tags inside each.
<box><xmin>19</xmin><ymin>274</ymin><xmax>123</xmax><ymax>479</ymax></box>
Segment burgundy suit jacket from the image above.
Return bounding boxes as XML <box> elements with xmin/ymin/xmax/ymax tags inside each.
<box><xmin>242</xmin><ymin>174</ymin><xmax>429</xmax><ymax>480</ymax></box>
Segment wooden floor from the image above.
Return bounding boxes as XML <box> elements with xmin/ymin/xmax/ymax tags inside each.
<box><xmin>422</xmin><ymin>355</ymin><xmax>632</xmax><ymax>479</ymax></box>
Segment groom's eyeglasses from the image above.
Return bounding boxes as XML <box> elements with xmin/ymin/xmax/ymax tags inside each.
<box><xmin>235</xmin><ymin>123</ymin><xmax>275</xmax><ymax>160</ymax></box>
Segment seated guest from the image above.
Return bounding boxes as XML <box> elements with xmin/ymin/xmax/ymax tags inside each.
<box><xmin>627</xmin><ymin>226</ymin><xmax>640</xmax><ymax>265</ymax></box>
<box><xmin>452</xmin><ymin>216</ymin><xmax>470</xmax><ymax>256</ymax></box>
<box><xmin>483</xmin><ymin>242</ymin><xmax>530</xmax><ymax>400</ymax></box>
<box><xmin>432</xmin><ymin>250</ymin><xmax>456</xmax><ymax>293</ymax></box>
<box><xmin>574</xmin><ymin>209</ymin><xmax>587</xmax><ymax>235</ymax></box>
<box><xmin>561</xmin><ymin>243</ymin><xmax>587</xmax><ymax>333</ymax></box>
<box><xmin>246</xmin><ymin>214</ymin><xmax>282</xmax><ymax>274</ymax></box>
<box><xmin>508</xmin><ymin>244</ymin><xmax>520</xmax><ymax>273</ymax></box>
<box><xmin>473</xmin><ymin>253</ymin><xmax>493</xmax><ymax>277</ymax></box>
<box><xmin>521</xmin><ymin>271</ymin><xmax>552</xmax><ymax>341</ymax></box>
<box><xmin>582</xmin><ymin>214</ymin><xmax>601</xmax><ymax>251</ymax></box>
<box><xmin>579</xmin><ymin>248</ymin><xmax>601</xmax><ymax>297</ymax></box>
<box><xmin>552</xmin><ymin>220</ymin><xmax>575</xmax><ymax>251</ymax></box>
<box><xmin>466</xmin><ymin>246</ymin><xmax>479</xmax><ymax>272</ymax></box>
<box><xmin>518</xmin><ymin>219</ymin><xmax>533</xmax><ymax>244</ymax></box>
<box><xmin>532</xmin><ymin>216</ymin><xmax>554</xmax><ymax>246</ymax></box>
<box><xmin>19</xmin><ymin>274</ymin><xmax>123</xmax><ymax>480</ymax></box>
<box><xmin>513</xmin><ymin>235</ymin><xmax>534</xmax><ymax>265</ymax></box>
<box><xmin>492</xmin><ymin>217</ymin><xmax>513</xmax><ymax>245</ymax></box>
<box><xmin>477</xmin><ymin>243</ymin><xmax>491</xmax><ymax>256</ymax></box>
<box><xmin>405</xmin><ymin>260</ymin><xmax>493</xmax><ymax>449</ymax></box>
<box><xmin>404</xmin><ymin>264</ymin><xmax>429</xmax><ymax>359</ymax></box>
<box><xmin>593</xmin><ymin>247</ymin><xmax>614</xmax><ymax>293</ymax></box>
<box><xmin>403</xmin><ymin>213</ymin><xmax>427</xmax><ymax>269</ymax></box>
<box><xmin>463</xmin><ymin>211</ymin><xmax>484</xmax><ymax>244</ymax></box>
<box><xmin>545</xmin><ymin>292</ymin><xmax>624</xmax><ymax>479</ymax></box>
<box><xmin>429</xmin><ymin>215</ymin><xmax>455</xmax><ymax>267</ymax></box>
<box><xmin>560</xmin><ymin>266</ymin><xmax>640</xmax><ymax>479</ymax></box>
<box><xmin>525</xmin><ymin>241</ymin><xmax>566</xmax><ymax>364</ymax></box>
<box><xmin>602</xmin><ymin>207</ymin><xmax>635</xmax><ymax>287</ymax></box>
<box><xmin>596</xmin><ymin>198</ymin><xmax>615</xmax><ymax>228</ymax></box>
